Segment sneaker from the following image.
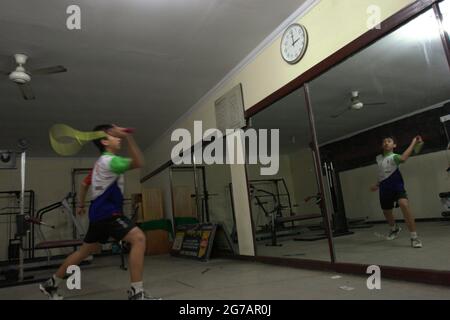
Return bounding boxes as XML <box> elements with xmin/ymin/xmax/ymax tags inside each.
<box><xmin>39</xmin><ymin>278</ymin><xmax>63</xmax><ymax>300</ymax></box>
<box><xmin>127</xmin><ymin>288</ymin><xmax>162</xmax><ymax>300</ymax></box>
<box><xmin>386</xmin><ymin>226</ymin><xmax>401</xmax><ymax>240</ymax></box>
<box><xmin>411</xmin><ymin>238</ymin><xmax>423</xmax><ymax>248</ymax></box>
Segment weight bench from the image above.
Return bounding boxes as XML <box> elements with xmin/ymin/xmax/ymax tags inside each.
<box><xmin>276</xmin><ymin>213</ymin><xmax>322</xmax><ymax>224</ymax></box>
<box><xmin>35</xmin><ymin>239</ymin><xmax>127</xmax><ymax>270</ymax></box>
<box><xmin>35</xmin><ymin>239</ymin><xmax>83</xmax><ymax>249</ymax></box>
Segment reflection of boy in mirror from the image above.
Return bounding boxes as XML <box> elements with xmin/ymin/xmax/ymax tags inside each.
<box><xmin>370</xmin><ymin>136</ymin><xmax>423</xmax><ymax>248</ymax></box>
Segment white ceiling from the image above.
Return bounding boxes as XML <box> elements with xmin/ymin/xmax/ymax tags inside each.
<box><xmin>0</xmin><ymin>0</ymin><xmax>307</xmax><ymax>156</ymax></box>
<box><xmin>252</xmin><ymin>8</ymin><xmax>450</xmax><ymax>152</ymax></box>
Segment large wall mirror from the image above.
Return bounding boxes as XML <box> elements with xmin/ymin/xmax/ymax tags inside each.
<box><xmin>246</xmin><ymin>88</ymin><xmax>333</xmax><ymax>261</ymax></box>
<box><xmin>309</xmin><ymin>7</ymin><xmax>450</xmax><ymax>270</ymax></box>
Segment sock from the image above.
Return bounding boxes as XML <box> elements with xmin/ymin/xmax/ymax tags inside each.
<box><xmin>131</xmin><ymin>281</ymin><xmax>144</xmax><ymax>293</ymax></box>
<box><xmin>52</xmin><ymin>274</ymin><xmax>63</xmax><ymax>287</ymax></box>
<box><xmin>410</xmin><ymin>232</ymin><xmax>418</xmax><ymax>239</ymax></box>
<box><xmin>390</xmin><ymin>224</ymin><xmax>398</xmax><ymax>231</ymax></box>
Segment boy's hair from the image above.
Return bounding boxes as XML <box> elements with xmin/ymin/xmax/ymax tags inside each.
<box><xmin>92</xmin><ymin>124</ymin><xmax>113</xmax><ymax>153</ymax></box>
<box><xmin>382</xmin><ymin>135</ymin><xmax>396</xmax><ymax>144</ymax></box>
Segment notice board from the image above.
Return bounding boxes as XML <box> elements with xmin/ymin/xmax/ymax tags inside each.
<box><xmin>171</xmin><ymin>223</ymin><xmax>217</xmax><ymax>261</ymax></box>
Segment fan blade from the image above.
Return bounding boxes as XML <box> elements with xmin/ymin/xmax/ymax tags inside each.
<box><xmin>30</xmin><ymin>65</ymin><xmax>67</xmax><ymax>75</ymax></box>
<box><xmin>17</xmin><ymin>83</ymin><xmax>36</xmax><ymax>100</ymax></box>
<box><xmin>364</xmin><ymin>102</ymin><xmax>387</xmax><ymax>106</ymax></box>
<box><xmin>331</xmin><ymin>108</ymin><xmax>350</xmax><ymax>119</ymax></box>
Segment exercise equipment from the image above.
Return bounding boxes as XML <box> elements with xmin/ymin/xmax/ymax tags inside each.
<box><xmin>246</xmin><ymin>179</ymin><xmax>322</xmax><ymax>246</ymax></box>
<box><xmin>290</xmin><ymin>159</ymin><xmax>356</xmax><ymax>242</ymax></box>
<box><xmin>49</xmin><ymin>124</ymin><xmax>134</xmax><ymax>156</ymax></box>
<box><xmin>1</xmin><ymin>190</ymin><xmax>36</xmax><ymax>262</ymax></box>
<box><xmin>170</xmin><ymin>166</ymin><xmax>211</xmax><ymax>224</ymax></box>
<box><xmin>319</xmin><ymin>161</ymin><xmax>354</xmax><ymax>236</ymax></box>
<box><xmin>248</xmin><ymin>179</ymin><xmax>293</xmax><ymax>234</ymax></box>
<box><xmin>0</xmin><ymin>193</ymin><xmax>91</xmax><ymax>287</ymax></box>
<box><xmin>31</xmin><ymin>193</ymin><xmax>85</xmax><ymax>257</ymax></box>
<box><xmin>2</xmin><ymin>140</ymin><xmax>30</xmax><ymax>283</ymax></box>
<box><xmin>249</xmin><ymin>184</ymin><xmax>283</xmax><ymax>247</ymax></box>
<box><xmin>1</xmin><ymin>141</ymin><xmax>37</xmax><ymax>284</ymax></box>
<box><xmin>0</xmin><ymin>141</ymin><xmax>59</xmax><ymax>286</ymax></box>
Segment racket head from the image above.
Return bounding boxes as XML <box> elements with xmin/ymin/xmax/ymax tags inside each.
<box><xmin>49</xmin><ymin>124</ymin><xmax>107</xmax><ymax>156</ymax></box>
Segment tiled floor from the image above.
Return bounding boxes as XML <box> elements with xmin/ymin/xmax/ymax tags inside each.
<box><xmin>256</xmin><ymin>221</ymin><xmax>450</xmax><ymax>271</ymax></box>
<box><xmin>0</xmin><ymin>254</ymin><xmax>449</xmax><ymax>300</ymax></box>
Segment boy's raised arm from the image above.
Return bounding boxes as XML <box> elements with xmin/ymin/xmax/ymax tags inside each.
<box><xmin>400</xmin><ymin>135</ymin><xmax>422</xmax><ymax>162</ymax></box>
<box><xmin>125</xmin><ymin>134</ymin><xmax>144</xmax><ymax>169</ymax></box>
<box><xmin>107</xmin><ymin>125</ymin><xmax>144</xmax><ymax>169</ymax></box>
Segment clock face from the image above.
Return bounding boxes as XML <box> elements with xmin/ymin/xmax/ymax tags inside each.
<box><xmin>280</xmin><ymin>24</ymin><xmax>308</xmax><ymax>64</ymax></box>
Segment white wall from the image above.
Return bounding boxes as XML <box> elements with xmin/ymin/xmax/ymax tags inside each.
<box><xmin>339</xmin><ymin>150</ymin><xmax>449</xmax><ymax>221</ymax></box>
<box><xmin>288</xmin><ymin>148</ymin><xmax>322</xmax><ymax>216</ymax></box>
<box><xmin>0</xmin><ymin>157</ymin><xmax>141</xmax><ymax>261</ymax></box>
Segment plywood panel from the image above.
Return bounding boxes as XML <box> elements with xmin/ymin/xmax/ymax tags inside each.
<box><xmin>145</xmin><ymin>230</ymin><xmax>170</xmax><ymax>256</ymax></box>
<box><xmin>173</xmin><ymin>186</ymin><xmax>197</xmax><ymax>218</ymax></box>
<box><xmin>141</xmin><ymin>188</ymin><xmax>164</xmax><ymax>221</ymax></box>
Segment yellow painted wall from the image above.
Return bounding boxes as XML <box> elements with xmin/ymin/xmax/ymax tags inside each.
<box><xmin>239</xmin><ymin>0</ymin><xmax>413</xmax><ymax>108</ymax></box>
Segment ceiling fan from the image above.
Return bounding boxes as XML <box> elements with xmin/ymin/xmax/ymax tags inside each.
<box><xmin>0</xmin><ymin>53</ymin><xmax>67</xmax><ymax>100</ymax></box>
<box><xmin>331</xmin><ymin>91</ymin><xmax>387</xmax><ymax>118</ymax></box>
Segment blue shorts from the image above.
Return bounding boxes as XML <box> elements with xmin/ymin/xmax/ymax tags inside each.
<box><xmin>379</xmin><ymin>189</ymin><xmax>408</xmax><ymax>210</ymax></box>
<box><xmin>84</xmin><ymin>215</ymin><xmax>135</xmax><ymax>244</ymax></box>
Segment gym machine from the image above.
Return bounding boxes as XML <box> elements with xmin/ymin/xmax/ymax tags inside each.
<box><xmin>246</xmin><ymin>179</ymin><xmax>322</xmax><ymax>246</ymax></box>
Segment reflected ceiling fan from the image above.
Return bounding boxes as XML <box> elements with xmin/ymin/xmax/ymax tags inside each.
<box><xmin>331</xmin><ymin>91</ymin><xmax>387</xmax><ymax>118</ymax></box>
<box><xmin>0</xmin><ymin>53</ymin><xmax>67</xmax><ymax>100</ymax></box>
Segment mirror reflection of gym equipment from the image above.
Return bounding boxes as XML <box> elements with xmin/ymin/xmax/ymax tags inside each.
<box><xmin>245</xmin><ymin>88</ymin><xmax>334</xmax><ymax>261</ymax></box>
<box><xmin>247</xmin><ymin>178</ymin><xmax>323</xmax><ymax>246</ymax></box>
